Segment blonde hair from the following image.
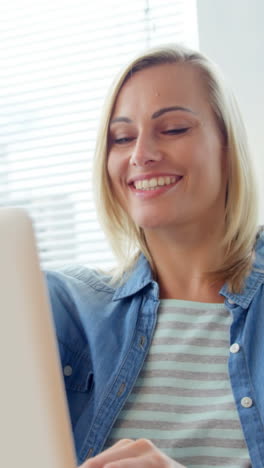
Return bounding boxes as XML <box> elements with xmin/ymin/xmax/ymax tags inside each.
<box><xmin>93</xmin><ymin>44</ymin><xmax>259</xmax><ymax>293</ymax></box>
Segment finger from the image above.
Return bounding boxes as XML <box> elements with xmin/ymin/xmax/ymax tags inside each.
<box><xmin>84</xmin><ymin>440</ymin><xmax>184</xmax><ymax>468</ymax></box>
<box><xmin>104</xmin><ymin>447</ymin><xmax>186</xmax><ymax>468</ymax></box>
<box><xmin>99</xmin><ymin>439</ymin><xmax>134</xmax><ymax>454</ymax></box>
<box><xmin>107</xmin><ymin>439</ymin><xmax>134</xmax><ymax>449</ymax></box>
<box><xmin>85</xmin><ymin>439</ymin><xmax>137</xmax><ymax>467</ymax></box>
<box><xmin>104</xmin><ymin>452</ymin><xmax>173</xmax><ymax>468</ymax></box>
<box><xmin>104</xmin><ymin>457</ymin><xmax>140</xmax><ymax>468</ymax></box>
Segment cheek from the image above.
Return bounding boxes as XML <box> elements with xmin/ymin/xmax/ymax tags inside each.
<box><xmin>107</xmin><ymin>153</ymin><xmax>127</xmax><ymax>200</ymax></box>
<box><xmin>107</xmin><ymin>150</ymin><xmax>129</xmax><ymax>183</ymax></box>
<box><xmin>107</xmin><ymin>153</ymin><xmax>119</xmax><ymax>189</ymax></box>
<box><xmin>106</xmin><ymin>155</ymin><xmax>114</xmax><ymax>184</ymax></box>
<box><xmin>195</xmin><ymin>134</ymin><xmax>223</xmax><ymax>170</ymax></box>
<box><xmin>186</xmin><ymin>145</ymin><xmax>224</xmax><ymax>192</ymax></box>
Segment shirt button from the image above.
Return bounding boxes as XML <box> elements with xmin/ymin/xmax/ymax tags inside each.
<box><xmin>63</xmin><ymin>365</ymin><xmax>73</xmax><ymax>377</ymax></box>
<box><xmin>230</xmin><ymin>343</ymin><xmax>240</xmax><ymax>353</ymax></box>
<box><xmin>241</xmin><ymin>397</ymin><xmax>253</xmax><ymax>408</ymax></box>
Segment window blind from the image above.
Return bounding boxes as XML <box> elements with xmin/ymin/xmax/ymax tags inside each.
<box><xmin>0</xmin><ymin>0</ymin><xmax>199</xmax><ymax>269</ymax></box>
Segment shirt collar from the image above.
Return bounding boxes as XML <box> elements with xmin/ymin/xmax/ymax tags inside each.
<box><xmin>220</xmin><ymin>229</ymin><xmax>264</xmax><ymax>307</ymax></box>
<box><xmin>113</xmin><ymin>229</ymin><xmax>264</xmax><ymax>306</ymax></box>
<box><xmin>113</xmin><ymin>254</ymin><xmax>154</xmax><ymax>300</ymax></box>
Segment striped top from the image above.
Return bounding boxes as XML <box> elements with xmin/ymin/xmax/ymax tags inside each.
<box><xmin>104</xmin><ymin>299</ymin><xmax>251</xmax><ymax>468</ymax></box>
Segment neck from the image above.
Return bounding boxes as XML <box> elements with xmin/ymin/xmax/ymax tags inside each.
<box><xmin>144</xmin><ymin>223</ymin><xmax>226</xmax><ymax>303</ymax></box>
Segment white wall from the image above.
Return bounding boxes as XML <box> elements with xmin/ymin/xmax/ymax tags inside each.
<box><xmin>196</xmin><ymin>0</ymin><xmax>264</xmax><ymax>221</ymax></box>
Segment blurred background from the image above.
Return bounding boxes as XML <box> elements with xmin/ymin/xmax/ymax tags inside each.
<box><xmin>0</xmin><ymin>0</ymin><xmax>263</xmax><ymax>269</ymax></box>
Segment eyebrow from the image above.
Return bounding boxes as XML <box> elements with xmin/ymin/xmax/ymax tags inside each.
<box><xmin>110</xmin><ymin>106</ymin><xmax>196</xmax><ymax>125</ymax></box>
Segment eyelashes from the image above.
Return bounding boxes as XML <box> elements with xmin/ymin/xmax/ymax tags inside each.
<box><xmin>112</xmin><ymin>137</ymin><xmax>134</xmax><ymax>145</ymax></box>
<box><xmin>111</xmin><ymin>128</ymin><xmax>190</xmax><ymax>145</ymax></box>
<box><xmin>161</xmin><ymin>128</ymin><xmax>189</xmax><ymax>135</ymax></box>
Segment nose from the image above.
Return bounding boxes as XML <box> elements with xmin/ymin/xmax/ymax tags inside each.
<box><xmin>129</xmin><ymin>133</ymin><xmax>163</xmax><ymax>167</ymax></box>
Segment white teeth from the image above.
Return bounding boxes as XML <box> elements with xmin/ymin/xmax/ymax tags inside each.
<box><xmin>134</xmin><ymin>176</ymin><xmax>178</xmax><ymax>190</ymax></box>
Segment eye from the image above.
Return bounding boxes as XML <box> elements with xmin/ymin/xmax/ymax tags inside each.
<box><xmin>114</xmin><ymin>137</ymin><xmax>133</xmax><ymax>144</ymax></box>
<box><xmin>111</xmin><ymin>136</ymin><xmax>135</xmax><ymax>145</ymax></box>
<box><xmin>162</xmin><ymin>128</ymin><xmax>189</xmax><ymax>135</ymax></box>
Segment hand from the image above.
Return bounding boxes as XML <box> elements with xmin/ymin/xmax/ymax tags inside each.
<box><xmin>82</xmin><ymin>438</ymin><xmax>186</xmax><ymax>468</ymax></box>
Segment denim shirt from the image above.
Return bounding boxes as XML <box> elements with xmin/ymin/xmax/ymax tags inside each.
<box><xmin>46</xmin><ymin>232</ymin><xmax>264</xmax><ymax>467</ymax></box>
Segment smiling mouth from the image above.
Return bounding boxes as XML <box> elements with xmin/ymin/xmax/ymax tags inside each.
<box><xmin>132</xmin><ymin>175</ymin><xmax>183</xmax><ymax>190</ymax></box>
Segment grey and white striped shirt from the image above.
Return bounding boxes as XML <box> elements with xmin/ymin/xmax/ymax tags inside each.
<box><xmin>104</xmin><ymin>299</ymin><xmax>251</xmax><ymax>468</ymax></box>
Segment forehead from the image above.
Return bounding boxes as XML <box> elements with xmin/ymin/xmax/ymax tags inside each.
<box><xmin>112</xmin><ymin>63</ymin><xmax>209</xmax><ymax>118</ymax></box>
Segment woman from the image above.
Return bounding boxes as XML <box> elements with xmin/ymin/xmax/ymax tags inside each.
<box><xmin>46</xmin><ymin>45</ymin><xmax>264</xmax><ymax>468</ymax></box>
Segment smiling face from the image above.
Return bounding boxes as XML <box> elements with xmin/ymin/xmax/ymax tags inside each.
<box><xmin>107</xmin><ymin>63</ymin><xmax>227</xmax><ymax>233</ymax></box>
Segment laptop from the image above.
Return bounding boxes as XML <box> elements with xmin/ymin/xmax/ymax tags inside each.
<box><xmin>0</xmin><ymin>208</ymin><xmax>76</xmax><ymax>468</ymax></box>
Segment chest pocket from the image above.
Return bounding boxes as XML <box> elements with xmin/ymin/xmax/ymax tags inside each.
<box><xmin>58</xmin><ymin>340</ymin><xmax>93</xmax><ymax>393</ymax></box>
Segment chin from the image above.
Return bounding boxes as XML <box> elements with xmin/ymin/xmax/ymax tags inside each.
<box><xmin>136</xmin><ymin>214</ymin><xmax>191</xmax><ymax>232</ymax></box>
<box><xmin>136</xmin><ymin>217</ymin><xmax>167</xmax><ymax>230</ymax></box>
